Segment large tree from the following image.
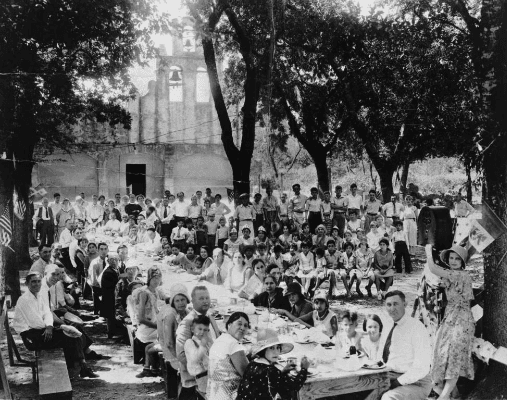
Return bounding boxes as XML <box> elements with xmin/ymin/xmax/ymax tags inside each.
<box><xmin>185</xmin><ymin>0</ymin><xmax>284</xmax><ymax>201</ymax></box>
<box><xmin>0</xmin><ymin>0</ymin><xmax>168</xmax><ymax>302</ymax></box>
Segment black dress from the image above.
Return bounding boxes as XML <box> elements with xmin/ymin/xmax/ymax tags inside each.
<box><xmin>237</xmin><ymin>360</ymin><xmax>308</xmax><ymax>400</ymax></box>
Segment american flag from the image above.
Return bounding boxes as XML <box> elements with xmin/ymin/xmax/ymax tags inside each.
<box><xmin>0</xmin><ymin>201</ymin><xmax>12</xmax><ymax>248</ymax></box>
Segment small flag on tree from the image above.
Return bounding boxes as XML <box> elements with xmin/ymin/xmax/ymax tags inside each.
<box><xmin>0</xmin><ymin>201</ymin><xmax>13</xmax><ymax>250</ymax></box>
<box><xmin>13</xmin><ymin>187</ymin><xmax>26</xmax><ymax>220</ymax></box>
<box><xmin>227</xmin><ymin>188</ymin><xmax>235</xmax><ymax>204</ymax></box>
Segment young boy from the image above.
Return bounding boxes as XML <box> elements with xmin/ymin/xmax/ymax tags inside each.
<box><xmin>283</xmin><ymin>243</ymin><xmax>299</xmax><ymax>285</ymax></box>
<box><xmin>313</xmin><ymin>247</ymin><xmax>328</xmax><ymax>294</ymax></box>
<box><xmin>346</xmin><ymin>210</ymin><xmax>362</xmax><ymax>240</ymax></box>
<box><xmin>296</xmin><ymin>241</ymin><xmax>315</xmax><ymax>295</ymax></box>
<box><xmin>256</xmin><ymin>242</ymin><xmax>270</xmax><ymax>264</ymax></box>
<box><xmin>184</xmin><ymin>315</ymin><xmax>211</xmax><ymax>399</ymax></box>
<box><xmin>165</xmin><ymin>243</ymin><xmax>185</xmax><ymax>266</ymax></box>
<box><xmin>195</xmin><ymin>216</ymin><xmax>208</xmax><ymax>249</ymax></box>
<box><xmin>185</xmin><ymin>218</ymin><xmax>196</xmax><ymax>247</ymax></box>
<box><xmin>392</xmin><ymin>220</ymin><xmax>412</xmax><ymax>274</ymax></box>
<box><xmin>353</xmin><ymin>240</ymin><xmax>375</xmax><ymax>297</ymax></box>
<box><xmin>268</xmin><ymin>244</ymin><xmax>284</xmax><ymax>270</ymax></box>
<box><xmin>340</xmin><ymin>242</ymin><xmax>356</xmax><ymax>298</ymax></box>
<box><xmin>216</xmin><ymin>216</ymin><xmax>229</xmax><ymax>249</ymax></box>
<box><xmin>325</xmin><ymin>239</ymin><xmax>343</xmax><ymax>298</ymax></box>
<box><xmin>171</xmin><ymin>219</ymin><xmax>189</xmax><ymax>251</ymax></box>
<box><xmin>204</xmin><ymin>213</ymin><xmax>218</xmax><ymax>249</ymax></box>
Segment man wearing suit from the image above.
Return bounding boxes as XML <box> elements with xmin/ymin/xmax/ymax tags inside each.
<box><xmin>100</xmin><ymin>253</ymin><xmax>125</xmax><ymax>339</ymax></box>
<box><xmin>36</xmin><ymin>197</ymin><xmax>55</xmax><ymax>246</ymax></box>
<box><xmin>176</xmin><ymin>286</ymin><xmax>221</xmax><ymax>400</ymax></box>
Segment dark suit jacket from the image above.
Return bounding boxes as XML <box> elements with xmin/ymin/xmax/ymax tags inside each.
<box><xmin>100</xmin><ymin>266</ymin><xmax>119</xmax><ymax>318</ymax></box>
<box><xmin>252</xmin><ymin>287</ymin><xmax>291</xmax><ymax>311</ymax></box>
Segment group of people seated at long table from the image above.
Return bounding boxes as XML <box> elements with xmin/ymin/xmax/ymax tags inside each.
<box><xmin>19</xmin><ymin>185</ymin><xmax>476</xmax><ymax>400</ymax></box>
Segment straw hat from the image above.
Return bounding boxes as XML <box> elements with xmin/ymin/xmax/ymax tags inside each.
<box><xmin>251</xmin><ymin>328</ymin><xmax>294</xmax><ymax>357</ymax></box>
<box><xmin>169</xmin><ymin>283</ymin><xmax>189</xmax><ymax>302</ymax></box>
<box><xmin>440</xmin><ymin>245</ymin><xmax>468</xmax><ymax>266</ymax></box>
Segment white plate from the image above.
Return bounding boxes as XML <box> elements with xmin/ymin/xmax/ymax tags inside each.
<box><xmin>362</xmin><ymin>361</ymin><xmax>386</xmax><ymax>370</ymax></box>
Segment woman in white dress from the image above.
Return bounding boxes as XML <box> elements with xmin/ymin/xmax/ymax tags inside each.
<box><xmin>225</xmin><ymin>252</ymin><xmax>253</xmax><ymax>293</ymax></box>
<box><xmin>402</xmin><ymin>195</ymin><xmax>418</xmax><ymax>255</ymax></box>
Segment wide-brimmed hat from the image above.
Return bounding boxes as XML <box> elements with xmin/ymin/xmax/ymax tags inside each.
<box><xmin>440</xmin><ymin>245</ymin><xmax>468</xmax><ymax>266</ymax></box>
<box><xmin>251</xmin><ymin>328</ymin><xmax>294</xmax><ymax>357</ymax></box>
<box><xmin>285</xmin><ymin>282</ymin><xmax>304</xmax><ymax>298</ymax></box>
<box><xmin>169</xmin><ymin>283</ymin><xmax>189</xmax><ymax>302</ymax></box>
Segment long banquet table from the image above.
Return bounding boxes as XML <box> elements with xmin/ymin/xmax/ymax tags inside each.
<box><xmin>100</xmin><ymin>236</ymin><xmax>391</xmax><ymax>400</ymax></box>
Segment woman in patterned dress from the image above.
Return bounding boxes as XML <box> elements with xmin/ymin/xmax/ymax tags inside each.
<box><xmin>425</xmin><ymin>245</ymin><xmax>475</xmax><ymax>400</ymax></box>
<box><xmin>207</xmin><ymin>312</ymin><xmax>250</xmax><ymax>400</ymax></box>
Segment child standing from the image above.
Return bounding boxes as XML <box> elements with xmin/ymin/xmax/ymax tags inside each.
<box><xmin>296</xmin><ymin>241</ymin><xmax>315</xmax><ymax>294</ymax></box>
<box><xmin>204</xmin><ymin>213</ymin><xmax>218</xmax><ymax>249</ymax></box>
<box><xmin>184</xmin><ymin>315</ymin><xmax>211</xmax><ymax>400</ymax></box>
<box><xmin>320</xmin><ymin>191</ymin><xmax>334</xmax><ymax>235</ymax></box>
<box><xmin>195</xmin><ymin>216</ymin><xmax>208</xmax><ymax>249</ymax></box>
<box><xmin>186</xmin><ymin>218</ymin><xmax>196</xmax><ymax>248</ymax></box>
<box><xmin>392</xmin><ymin>220</ymin><xmax>412</xmax><ymax>274</ymax></box>
<box><xmin>215</xmin><ymin>216</ymin><xmax>229</xmax><ymax>249</ymax></box>
<box><xmin>170</xmin><ymin>219</ymin><xmax>189</xmax><ymax>252</ymax></box>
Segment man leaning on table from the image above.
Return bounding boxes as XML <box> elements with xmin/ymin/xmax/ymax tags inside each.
<box><xmin>381</xmin><ymin>290</ymin><xmax>432</xmax><ymax>400</ymax></box>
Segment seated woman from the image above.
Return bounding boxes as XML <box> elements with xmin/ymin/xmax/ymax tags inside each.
<box><xmin>252</xmin><ymin>273</ymin><xmax>291</xmax><ymax>311</ymax></box>
<box><xmin>104</xmin><ymin>212</ymin><xmax>121</xmax><ymax>235</ymax></box>
<box><xmin>207</xmin><ymin>312</ymin><xmax>250</xmax><ymax>400</ymax></box>
<box><xmin>278</xmin><ymin>225</ymin><xmax>293</xmax><ymax>253</ymax></box>
<box><xmin>373</xmin><ymin>238</ymin><xmax>395</xmax><ymax>300</ymax></box>
<box><xmin>238</xmin><ymin>259</ymin><xmax>266</xmax><ymax>300</ymax></box>
<box><xmin>361</xmin><ymin>314</ymin><xmax>384</xmax><ymax>361</ymax></box>
<box><xmin>199</xmin><ymin>248</ymin><xmax>229</xmax><ymax>284</ymax></box>
<box><xmin>294</xmin><ymin>291</ymin><xmax>338</xmax><ymax>338</ymax></box>
<box><xmin>145</xmin><ymin>206</ymin><xmax>160</xmax><ymax>227</ymax></box>
<box><xmin>119</xmin><ymin>214</ymin><xmax>130</xmax><ymax>236</ymax></box>
<box><xmin>225</xmin><ymin>252</ymin><xmax>253</xmax><ymax>293</ymax></box>
<box><xmin>126</xmin><ymin>281</ymin><xmax>144</xmax><ymax>327</ymax></box>
<box><xmin>275</xmin><ymin>282</ymin><xmax>313</xmax><ymax>322</ymax></box>
<box><xmin>135</xmin><ymin>267</ymin><xmax>164</xmax><ymax>344</ymax></box>
<box><xmin>115</xmin><ymin>265</ymin><xmax>140</xmax><ymax>323</ymax></box>
<box><xmin>254</xmin><ymin>226</ymin><xmax>270</xmax><ymax>253</ymax></box>
<box><xmin>198</xmin><ymin>246</ymin><xmax>214</xmax><ymax>272</ymax></box>
<box><xmin>237</xmin><ymin>329</ymin><xmax>309</xmax><ymax>400</ymax></box>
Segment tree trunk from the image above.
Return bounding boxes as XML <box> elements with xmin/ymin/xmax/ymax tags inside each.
<box><xmin>468</xmin><ymin>1</ymin><xmax>507</xmax><ymax>397</ymax></box>
<box><xmin>376</xmin><ymin>166</ymin><xmax>395</xmax><ymax>202</ymax></box>
<box><xmin>309</xmin><ymin>150</ymin><xmax>330</xmax><ymax>193</ymax></box>
<box><xmin>400</xmin><ymin>160</ymin><xmax>410</xmax><ymax>197</ymax></box>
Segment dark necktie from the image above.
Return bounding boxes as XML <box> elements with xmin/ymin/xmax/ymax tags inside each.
<box><xmin>45</xmin><ymin>208</ymin><xmax>48</xmax><ymax>218</ymax></box>
<box><xmin>382</xmin><ymin>323</ymin><xmax>397</xmax><ymax>363</ymax></box>
<box><xmin>178</xmin><ymin>227</ymin><xmax>181</xmax><ymax>238</ymax></box>
<box><xmin>392</xmin><ymin>202</ymin><xmax>396</xmax><ymax>215</ymax></box>
<box><xmin>102</xmin><ymin>259</ymin><xmax>106</xmax><ymax>270</ymax></box>
<box><xmin>216</xmin><ymin>268</ymin><xmax>222</xmax><ymax>285</ymax></box>
<box><xmin>164</xmin><ymin>207</ymin><xmax>168</xmax><ymax>218</ymax></box>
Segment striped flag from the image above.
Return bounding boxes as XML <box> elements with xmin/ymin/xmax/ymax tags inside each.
<box><xmin>0</xmin><ymin>201</ymin><xmax>13</xmax><ymax>249</ymax></box>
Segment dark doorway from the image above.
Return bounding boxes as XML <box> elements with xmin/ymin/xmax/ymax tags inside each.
<box><xmin>126</xmin><ymin>164</ymin><xmax>146</xmax><ymax>196</ymax></box>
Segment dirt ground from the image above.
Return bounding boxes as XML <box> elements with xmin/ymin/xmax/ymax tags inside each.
<box><xmin>3</xmin><ymin>250</ymin><xmax>485</xmax><ymax>400</ymax></box>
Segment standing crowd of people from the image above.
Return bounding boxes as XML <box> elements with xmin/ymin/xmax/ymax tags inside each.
<box><xmin>14</xmin><ymin>183</ymin><xmax>477</xmax><ymax>400</ymax></box>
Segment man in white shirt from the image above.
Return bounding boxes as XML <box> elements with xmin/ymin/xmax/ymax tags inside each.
<box><xmin>87</xmin><ymin>194</ymin><xmax>104</xmax><ymax>225</ymax></box>
<box><xmin>88</xmin><ymin>243</ymin><xmax>108</xmax><ymax>315</ymax></box>
<box><xmin>158</xmin><ymin>197</ymin><xmax>174</xmax><ymax>239</ymax></box>
<box><xmin>173</xmin><ymin>192</ymin><xmax>189</xmax><ymax>223</ymax></box>
<box><xmin>381</xmin><ymin>290</ymin><xmax>432</xmax><ymax>400</ymax></box>
<box><xmin>30</xmin><ymin>244</ymin><xmax>52</xmax><ymax>276</ymax></box>
<box><xmin>454</xmin><ymin>192</ymin><xmax>475</xmax><ymax>218</ymax></box>
<box><xmin>345</xmin><ymin>183</ymin><xmax>363</xmax><ymax>218</ymax></box>
<box><xmin>382</xmin><ymin>195</ymin><xmax>405</xmax><ymax>223</ymax></box>
<box><xmin>13</xmin><ymin>272</ymin><xmax>98</xmax><ymax>378</ymax></box>
<box><xmin>144</xmin><ymin>228</ymin><xmax>162</xmax><ymax>253</ymax></box>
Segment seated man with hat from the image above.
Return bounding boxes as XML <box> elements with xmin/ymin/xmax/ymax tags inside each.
<box><xmin>13</xmin><ymin>272</ymin><xmax>98</xmax><ymax>378</ymax></box>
